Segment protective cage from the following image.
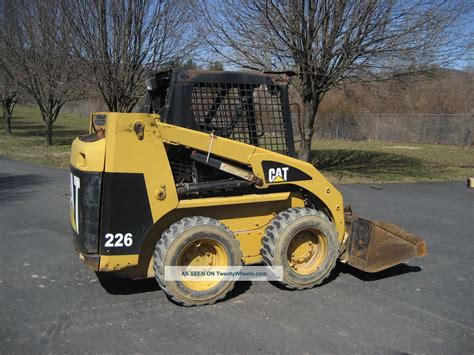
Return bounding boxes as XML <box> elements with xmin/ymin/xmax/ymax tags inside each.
<box><xmin>143</xmin><ymin>69</ymin><xmax>296</xmax><ymax>156</ymax></box>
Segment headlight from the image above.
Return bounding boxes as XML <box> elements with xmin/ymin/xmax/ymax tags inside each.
<box><xmin>93</xmin><ymin>114</ymin><xmax>107</xmax><ymax>127</ymax></box>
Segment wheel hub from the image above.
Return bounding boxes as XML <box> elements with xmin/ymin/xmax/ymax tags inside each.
<box><xmin>287</xmin><ymin>230</ymin><xmax>328</xmax><ymax>275</ymax></box>
<box><xmin>178</xmin><ymin>238</ymin><xmax>228</xmax><ymax>291</ymax></box>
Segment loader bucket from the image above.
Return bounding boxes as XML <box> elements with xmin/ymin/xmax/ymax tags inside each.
<box><xmin>343</xmin><ymin>214</ymin><xmax>426</xmax><ymax>273</ymax></box>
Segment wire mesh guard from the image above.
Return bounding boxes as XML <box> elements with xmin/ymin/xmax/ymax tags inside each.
<box><xmin>191</xmin><ymin>83</ymin><xmax>289</xmax><ymax>153</ymax></box>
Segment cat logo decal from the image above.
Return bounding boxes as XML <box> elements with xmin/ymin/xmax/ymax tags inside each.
<box><xmin>268</xmin><ymin>167</ymin><xmax>289</xmax><ymax>182</ymax></box>
<box><xmin>262</xmin><ymin>161</ymin><xmax>312</xmax><ymax>184</ymax></box>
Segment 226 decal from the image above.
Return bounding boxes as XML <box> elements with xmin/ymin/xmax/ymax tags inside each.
<box><xmin>104</xmin><ymin>233</ymin><xmax>133</xmax><ymax>247</ymax></box>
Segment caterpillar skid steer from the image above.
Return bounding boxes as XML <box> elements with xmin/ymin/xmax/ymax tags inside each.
<box><xmin>69</xmin><ymin>69</ymin><xmax>426</xmax><ymax>306</ymax></box>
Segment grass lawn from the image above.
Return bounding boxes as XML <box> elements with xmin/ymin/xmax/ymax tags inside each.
<box><xmin>0</xmin><ymin>105</ymin><xmax>89</xmax><ymax>169</ymax></box>
<box><xmin>1</xmin><ymin>105</ymin><xmax>473</xmax><ymax>183</ymax></box>
<box><xmin>309</xmin><ymin>139</ymin><xmax>473</xmax><ymax>183</ymax></box>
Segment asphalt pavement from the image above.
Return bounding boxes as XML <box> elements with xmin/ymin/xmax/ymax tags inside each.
<box><xmin>1</xmin><ymin>156</ymin><xmax>473</xmax><ymax>353</ymax></box>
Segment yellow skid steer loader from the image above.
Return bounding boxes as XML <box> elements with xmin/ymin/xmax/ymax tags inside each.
<box><xmin>69</xmin><ymin>70</ymin><xmax>426</xmax><ymax>306</ymax></box>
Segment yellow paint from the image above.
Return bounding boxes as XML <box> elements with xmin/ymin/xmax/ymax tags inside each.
<box><xmin>242</xmin><ymin>255</ymin><xmax>263</xmax><ymax>265</ymax></box>
<box><xmin>177</xmin><ymin>192</ymin><xmax>293</xmax><ymax>209</ymax></box>
<box><xmin>99</xmin><ymin>255</ymin><xmax>139</xmax><ymax>272</ymax></box>
<box><xmin>103</xmin><ymin>113</ymin><xmax>179</xmax><ymax>225</ymax></box>
<box><xmin>70</xmin><ymin>136</ymin><xmax>105</xmax><ymax>172</ymax></box>
<box><xmin>158</xmin><ymin>122</ymin><xmax>256</xmax><ymax>163</ymax></box>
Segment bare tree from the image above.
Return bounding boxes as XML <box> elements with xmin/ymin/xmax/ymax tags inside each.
<box><xmin>0</xmin><ymin>3</ymin><xmax>18</xmax><ymax>135</ymax></box>
<box><xmin>63</xmin><ymin>0</ymin><xmax>197</xmax><ymax>112</ymax></box>
<box><xmin>0</xmin><ymin>69</ymin><xmax>19</xmax><ymax>135</ymax></box>
<box><xmin>0</xmin><ymin>0</ymin><xmax>83</xmax><ymax>145</ymax></box>
<box><xmin>199</xmin><ymin>0</ymin><xmax>473</xmax><ymax>161</ymax></box>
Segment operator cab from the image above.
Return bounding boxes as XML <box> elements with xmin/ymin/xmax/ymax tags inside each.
<box><xmin>141</xmin><ymin>69</ymin><xmax>296</xmax><ymax>157</ymax></box>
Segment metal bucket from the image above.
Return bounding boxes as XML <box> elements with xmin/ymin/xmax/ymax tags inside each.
<box><xmin>342</xmin><ymin>211</ymin><xmax>426</xmax><ymax>273</ymax></box>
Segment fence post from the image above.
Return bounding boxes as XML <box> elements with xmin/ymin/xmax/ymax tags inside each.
<box><xmin>324</xmin><ymin>113</ymin><xmax>470</xmax><ymax>145</ymax></box>
<box><xmin>374</xmin><ymin>114</ymin><xmax>379</xmax><ymax>141</ymax></box>
<box><xmin>418</xmin><ymin>114</ymin><xmax>422</xmax><ymax>143</ymax></box>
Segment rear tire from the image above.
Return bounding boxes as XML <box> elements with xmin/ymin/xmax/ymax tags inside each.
<box><xmin>154</xmin><ymin>216</ymin><xmax>241</xmax><ymax>306</ymax></box>
<box><xmin>261</xmin><ymin>208</ymin><xmax>339</xmax><ymax>290</ymax></box>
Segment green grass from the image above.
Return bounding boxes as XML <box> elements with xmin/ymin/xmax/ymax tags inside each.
<box><xmin>0</xmin><ymin>105</ymin><xmax>89</xmax><ymax>169</ymax></box>
<box><xmin>309</xmin><ymin>139</ymin><xmax>474</xmax><ymax>183</ymax></box>
<box><xmin>1</xmin><ymin>105</ymin><xmax>473</xmax><ymax>183</ymax></box>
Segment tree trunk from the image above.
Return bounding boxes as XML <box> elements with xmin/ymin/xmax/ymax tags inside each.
<box><xmin>45</xmin><ymin>118</ymin><xmax>53</xmax><ymax>146</ymax></box>
<box><xmin>45</xmin><ymin>129</ymin><xmax>53</xmax><ymax>146</ymax></box>
<box><xmin>4</xmin><ymin>111</ymin><xmax>12</xmax><ymax>135</ymax></box>
<box><xmin>298</xmin><ymin>98</ymin><xmax>320</xmax><ymax>162</ymax></box>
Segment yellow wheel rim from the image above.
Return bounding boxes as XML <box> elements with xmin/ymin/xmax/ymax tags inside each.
<box><xmin>178</xmin><ymin>238</ymin><xmax>228</xmax><ymax>291</ymax></box>
<box><xmin>287</xmin><ymin>229</ymin><xmax>328</xmax><ymax>275</ymax></box>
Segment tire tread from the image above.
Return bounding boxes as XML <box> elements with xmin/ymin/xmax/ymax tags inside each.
<box><xmin>260</xmin><ymin>208</ymin><xmax>337</xmax><ymax>290</ymax></box>
<box><xmin>153</xmin><ymin>216</ymin><xmax>240</xmax><ymax>306</ymax></box>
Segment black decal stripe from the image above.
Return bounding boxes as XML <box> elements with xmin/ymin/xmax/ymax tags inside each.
<box><xmin>99</xmin><ymin>172</ymin><xmax>153</xmax><ymax>255</ymax></box>
<box><xmin>69</xmin><ymin>166</ymin><xmax>102</xmax><ymax>254</ymax></box>
<box><xmin>262</xmin><ymin>161</ymin><xmax>312</xmax><ymax>183</ymax></box>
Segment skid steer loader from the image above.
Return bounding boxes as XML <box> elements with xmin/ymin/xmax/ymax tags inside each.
<box><xmin>69</xmin><ymin>69</ymin><xmax>426</xmax><ymax>306</ymax></box>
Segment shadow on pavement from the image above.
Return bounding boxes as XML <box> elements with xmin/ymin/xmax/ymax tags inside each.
<box><xmin>268</xmin><ymin>261</ymin><xmax>421</xmax><ymax>291</ymax></box>
<box><xmin>220</xmin><ymin>281</ymin><xmax>252</xmax><ymax>302</ymax></box>
<box><xmin>96</xmin><ymin>272</ymin><xmax>161</xmax><ymax>295</ymax></box>
<box><xmin>95</xmin><ymin>261</ymin><xmax>421</xmax><ymax>297</ymax></box>
<box><xmin>96</xmin><ymin>271</ymin><xmax>252</xmax><ymax>303</ymax></box>
<box><xmin>337</xmin><ymin>262</ymin><xmax>422</xmax><ymax>281</ymax></box>
<box><xmin>0</xmin><ymin>173</ymin><xmax>49</xmax><ymax>203</ymax></box>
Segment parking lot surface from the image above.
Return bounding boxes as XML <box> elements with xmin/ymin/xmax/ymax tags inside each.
<box><xmin>1</xmin><ymin>157</ymin><xmax>473</xmax><ymax>353</ymax></box>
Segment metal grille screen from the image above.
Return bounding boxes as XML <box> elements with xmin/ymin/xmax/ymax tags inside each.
<box><xmin>191</xmin><ymin>83</ymin><xmax>288</xmax><ymax>153</ymax></box>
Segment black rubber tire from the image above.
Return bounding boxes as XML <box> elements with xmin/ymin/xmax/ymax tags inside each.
<box><xmin>153</xmin><ymin>216</ymin><xmax>241</xmax><ymax>306</ymax></box>
<box><xmin>261</xmin><ymin>208</ymin><xmax>339</xmax><ymax>290</ymax></box>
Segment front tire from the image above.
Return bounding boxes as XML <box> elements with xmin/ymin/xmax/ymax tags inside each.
<box><xmin>154</xmin><ymin>216</ymin><xmax>241</xmax><ymax>306</ymax></box>
<box><xmin>261</xmin><ymin>208</ymin><xmax>339</xmax><ymax>290</ymax></box>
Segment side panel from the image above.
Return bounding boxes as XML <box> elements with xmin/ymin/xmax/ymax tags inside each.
<box><xmin>99</xmin><ymin>113</ymin><xmax>178</xmax><ymax>266</ymax></box>
<box><xmin>103</xmin><ymin>113</ymin><xmax>179</xmax><ymax>223</ymax></box>
<box><xmin>177</xmin><ymin>192</ymin><xmax>305</xmax><ymax>260</ymax></box>
<box><xmin>99</xmin><ymin>172</ymin><xmax>154</xmax><ymax>255</ymax></box>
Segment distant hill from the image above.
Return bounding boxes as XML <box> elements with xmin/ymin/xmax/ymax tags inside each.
<box><xmin>317</xmin><ymin>68</ymin><xmax>473</xmax><ymax>114</ymax></box>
